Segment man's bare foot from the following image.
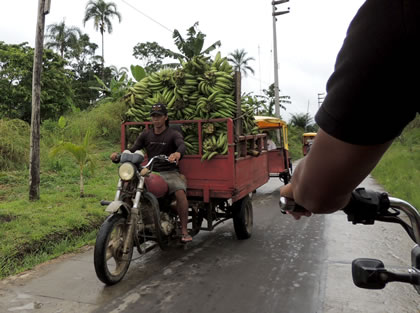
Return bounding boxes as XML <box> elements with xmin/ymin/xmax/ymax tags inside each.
<box><xmin>180</xmin><ymin>234</ymin><xmax>192</xmax><ymax>243</ymax></box>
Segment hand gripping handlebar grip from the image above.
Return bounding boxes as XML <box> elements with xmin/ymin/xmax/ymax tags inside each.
<box><xmin>279</xmin><ymin>197</ymin><xmax>308</xmax><ymax>214</ymax></box>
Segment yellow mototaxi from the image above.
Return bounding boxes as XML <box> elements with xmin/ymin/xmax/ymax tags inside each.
<box><xmin>302</xmin><ymin>132</ymin><xmax>317</xmax><ymax>156</ymax></box>
<box><xmin>254</xmin><ymin>116</ymin><xmax>292</xmax><ymax>184</ymax></box>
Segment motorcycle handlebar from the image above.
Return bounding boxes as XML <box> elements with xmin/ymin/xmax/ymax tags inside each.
<box><xmin>387</xmin><ymin>196</ymin><xmax>420</xmax><ymax>244</ymax></box>
<box><xmin>279</xmin><ymin>188</ymin><xmax>420</xmax><ymax>245</ymax></box>
<box><xmin>143</xmin><ymin>154</ymin><xmax>170</xmax><ymax>169</ymax></box>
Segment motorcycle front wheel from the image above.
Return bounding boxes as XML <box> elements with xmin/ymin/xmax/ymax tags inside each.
<box><xmin>94</xmin><ymin>214</ymin><xmax>133</xmax><ymax>285</ymax></box>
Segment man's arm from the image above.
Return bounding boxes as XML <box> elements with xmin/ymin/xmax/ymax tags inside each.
<box><xmin>129</xmin><ymin>131</ymin><xmax>146</xmax><ymax>153</ymax></box>
<box><xmin>168</xmin><ymin>131</ymin><xmax>186</xmax><ymax>164</ymax></box>
<box><xmin>281</xmin><ymin>128</ymin><xmax>393</xmax><ymax>214</ymax></box>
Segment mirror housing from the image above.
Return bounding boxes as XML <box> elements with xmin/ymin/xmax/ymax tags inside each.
<box><xmin>352</xmin><ymin>258</ymin><xmax>387</xmax><ymax>289</ymax></box>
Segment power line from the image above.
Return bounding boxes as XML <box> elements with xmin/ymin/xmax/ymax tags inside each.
<box><xmin>120</xmin><ymin>0</ymin><xmax>173</xmax><ymax>33</ymax></box>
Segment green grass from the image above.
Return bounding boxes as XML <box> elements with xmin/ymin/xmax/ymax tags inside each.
<box><xmin>0</xmin><ymin>145</ymin><xmax>120</xmax><ymax>278</ymax></box>
<box><xmin>372</xmin><ymin>138</ymin><xmax>420</xmax><ymax>210</ymax></box>
<box><xmin>371</xmin><ymin>116</ymin><xmax>420</xmax><ymax>209</ymax></box>
<box><xmin>0</xmin><ymin>100</ymin><xmax>126</xmax><ymax>279</ymax></box>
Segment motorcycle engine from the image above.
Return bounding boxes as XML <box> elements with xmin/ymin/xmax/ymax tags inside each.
<box><xmin>160</xmin><ymin>212</ymin><xmax>175</xmax><ymax>235</ymax></box>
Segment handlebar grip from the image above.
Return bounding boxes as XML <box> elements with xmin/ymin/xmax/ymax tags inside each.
<box><xmin>279</xmin><ymin>197</ymin><xmax>308</xmax><ymax>214</ymax></box>
<box><xmin>100</xmin><ymin>200</ymin><xmax>111</xmax><ymax>206</ymax></box>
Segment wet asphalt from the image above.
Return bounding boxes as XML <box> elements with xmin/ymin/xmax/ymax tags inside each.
<box><xmin>0</xmin><ymin>175</ymin><xmax>419</xmax><ymax>313</ymax></box>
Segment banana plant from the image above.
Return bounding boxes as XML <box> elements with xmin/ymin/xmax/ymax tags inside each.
<box><xmin>165</xmin><ymin>22</ymin><xmax>221</xmax><ymax>63</ymax></box>
<box><xmin>91</xmin><ymin>73</ymin><xmax>128</xmax><ymax>102</ymax></box>
<box><xmin>49</xmin><ymin>130</ymin><xmax>96</xmax><ymax>197</ymax></box>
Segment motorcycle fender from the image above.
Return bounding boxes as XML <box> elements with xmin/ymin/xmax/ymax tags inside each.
<box><xmin>105</xmin><ymin>200</ymin><xmax>131</xmax><ymax>215</ymax></box>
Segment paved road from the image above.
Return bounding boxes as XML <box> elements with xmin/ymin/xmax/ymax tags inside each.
<box><xmin>0</xmin><ymin>176</ymin><xmax>419</xmax><ymax>313</ymax></box>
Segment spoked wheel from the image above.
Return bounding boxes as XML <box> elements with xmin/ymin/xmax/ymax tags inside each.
<box><xmin>232</xmin><ymin>195</ymin><xmax>253</xmax><ymax>240</ymax></box>
<box><xmin>94</xmin><ymin>214</ymin><xmax>133</xmax><ymax>285</ymax></box>
<box><xmin>140</xmin><ymin>192</ymin><xmax>169</xmax><ymax>250</ymax></box>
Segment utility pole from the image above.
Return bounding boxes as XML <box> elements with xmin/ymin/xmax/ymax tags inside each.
<box><xmin>317</xmin><ymin>92</ymin><xmax>325</xmax><ymax>108</ymax></box>
<box><xmin>272</xmin><ymin>0</ymin><xmax>290</xmax><ymax>118</ymax></box>
<box><xmin>305</xmin><ymin>100</ymin><xmax>310</xmax><ymax>131</ymax></box>
<box><xmin>29</xmin><ymin>0</ymin><xmax>50</xmax><ymax>200</ymax></box>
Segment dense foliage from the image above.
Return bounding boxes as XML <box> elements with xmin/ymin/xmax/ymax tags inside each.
<box><xmin>0</xmin><ymin>42</ymin><xmax>74</xmax><ymax>122</ymax></box>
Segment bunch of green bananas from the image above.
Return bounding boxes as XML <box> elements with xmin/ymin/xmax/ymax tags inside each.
<box><xmin>240</xmin><ymin>104</ymin><xmax>260</xmax><ymax>135</ymax></box>
<box><xmin>201</xmin><ymin>131</ymin><xmax>229</xmax><ymax>161</ymax></box>
<box><xmin>124</xmin><ymin>51</ymin><xmax>259</xmax><ymax>159</ymax></box>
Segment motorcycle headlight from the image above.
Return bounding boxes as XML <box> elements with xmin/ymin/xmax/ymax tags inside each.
<box><xmin>118</xmin><ymin>163</ymin><xmax>136</xmax><ymax>181</ymax></box>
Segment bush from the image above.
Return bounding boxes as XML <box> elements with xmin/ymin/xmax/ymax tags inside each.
<box><xmin>63</xmin><ymin>100</ymin><xmax>127</xmax><ymax>144</ymax></box>
<box><xmin>287</xmin><ymin>125</ymin><xmax>304</xmax><ymax>160</ymax></box>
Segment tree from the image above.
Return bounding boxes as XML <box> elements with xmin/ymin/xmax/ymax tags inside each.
<box><xmin>0</xmin><ymin>42</ymin><xmax>74</xmax><ymax>123</ymax></box>
<box><xmin>50</xmin><ymin>129</ymin><xmax>96</xmax><ymax>198</ymax></box>
<box><xmin>259</xmin><ymin>83</ymin><xmax>290</xmax><ymax>117</ymax></box>
<box><xmin>63</xmin><ymin>32</ymin><xmax>103</xmax><ymax>110</ymax></box>
<box><xmin>45</xmin><ymin>20</ymin><xmax>81</xmax><ymax>58</ymax></box>
<box><xmin>83</xmin><ymin>0</ymin><xmax>121</xmax><ymax>67</ymax></box>
<box><xmin>290</xmin><ymin>112</ymin><xmax>314</xmax><ymax>130</ymax></box>
<box><xmin>166</xmin><ymin>22</ymin><xmax>221</xmax><ymax>62</ymax></box>
<box><xmin>109</xmin><ymin>65</ymin><xmax>128</xmax><ymax>79</ymax></box>
<box><xmin>241</xmin><ymin>92</ymin><xmax>266</xmax><ymax>115</ymax></box>
<box><xmin>132</xmin><ymin>22</ymin><xmax>221</xmax><ymax>70</ymax></box>
<box><xmin>67</xmin><ymin>33</ymin><xmax>98</xmax><ymax>72</ymax></box>
<box><xmin>132</xmin><ymin>41</ymin><xmax>173</xmax><ymax>73</ymax></box>
<box><xmin>228</xmin><ymin>49</ymin><xmax>255</xmax><ymax>77</ymax></box>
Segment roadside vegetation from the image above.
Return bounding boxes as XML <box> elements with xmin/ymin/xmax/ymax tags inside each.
<box><xmin>0</xmin><ymin>101</ymin><xmax>124</xmax><ymax>278</ymax></box>
<box><xmin>372</xmin><ymin>115</ymin><xmax>420</xmax><ymax>209</ymax></box>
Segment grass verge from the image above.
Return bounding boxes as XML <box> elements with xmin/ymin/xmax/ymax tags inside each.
<box><xmin>0</xmin><ymin>145</ymin><xmax>119</xmax><ymax>279</ymax></box>
<box><xmin>371</xmin><ymin>140</ymin><xmax>420</xmax><ymax>210</ymax></box>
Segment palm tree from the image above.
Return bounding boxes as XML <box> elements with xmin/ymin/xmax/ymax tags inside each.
<box><xmin>290</xmin><ymin>113</ymin><xmax>313</xmax><ymax>130</ymax></box>
<box><xmin>167</xmin><ymin>22</ymin><xmax>221</xmax><ymax>62</ymax></box>
<box><xmin>109</xmin><ymin>65</ymin><xmax>128</xmax><ymax>79</ymax></box>
<box><xmin>228</xmin><ymin>49</ymin><xmax>255</xmax><ymax>77</ymax></box>
<box><xmin>50</xmin><ymin>130</ymin><xmax>96</xmax><ymax>198</ymax></box>
<box><xmin>83</xmin><ymin>0</ymin><xmax>121</xmax><ymax>66</ymax></box>
<box><xmin>261</xmin><ymin>83</ymin><xmax>290</xmax><ymax>116</ymax></box>
<box><xmin>45</xmin><ymin>20</ymin><xmax>81</xmax><ymax>58</ymax></box>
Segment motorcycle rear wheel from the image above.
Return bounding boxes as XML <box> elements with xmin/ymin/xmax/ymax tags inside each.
<box><xmin>94</xmin><ymin>214</ymin><xmax>133</xmax><ymax>285</ymax></box>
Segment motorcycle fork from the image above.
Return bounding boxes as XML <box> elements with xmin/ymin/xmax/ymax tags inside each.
<box><xmin>121</xmin><ymin>177</ymin><xmax>145</xmax><ymax>257</ymax></box>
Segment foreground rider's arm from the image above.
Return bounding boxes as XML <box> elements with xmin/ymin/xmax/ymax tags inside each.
<box><xmin>281</xmin><ymin>129</ymin><xmax>392</xmax><ymax>215</ymax></box>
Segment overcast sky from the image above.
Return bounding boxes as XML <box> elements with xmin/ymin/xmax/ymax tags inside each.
<box><xmin>1</xmin><ymin>0</ymin><xmax>366</xmax><ymax>122</ymax></box>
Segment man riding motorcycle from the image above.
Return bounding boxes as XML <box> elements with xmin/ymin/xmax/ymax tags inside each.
<box><xmin>111</xmin><ymin>103</ymin><xmax>192</xmax><ymax>243</ymax></box>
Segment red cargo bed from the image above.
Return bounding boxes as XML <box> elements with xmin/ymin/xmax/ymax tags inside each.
<box><xmin>121</xmin><ymin>118</ymin><xmax>269</xmax><ymax>203</ymax></box>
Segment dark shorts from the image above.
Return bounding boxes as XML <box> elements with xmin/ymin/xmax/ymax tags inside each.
<box><xmin>158</xmin><ymin>171</ymin><xmax>187</xmax><ymax>195</ymax></box>
<box><xmin>315</xmin><ymin>0</ymin><xmax>420</xmax><ymax>145</ymax></box>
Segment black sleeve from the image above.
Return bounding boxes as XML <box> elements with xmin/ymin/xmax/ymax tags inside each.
<box><xmin>129</xmin><ymin>131</ymin><xmax>147</xmax><ymax>153</ymax></box>
<box><xmin>173</xmin><ymin>131</ymin><xmax>186</xmax><ymax>158</ymax></box>
<box><xmin>315</xmin><ymin>0</ymin><xmax>419</xmax><ymax>145</ymax></box>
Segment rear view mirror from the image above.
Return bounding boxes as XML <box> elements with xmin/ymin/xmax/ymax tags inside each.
<box><xmin>352</xmin><ymin>258</ymin><xmax>387</xmax><ymax>289</ymax></box>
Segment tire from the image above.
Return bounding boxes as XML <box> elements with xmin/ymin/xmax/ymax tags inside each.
<box><xmin>232</xmin><ymin>195</ymin><xmax>253</xmax><ymax>240</ymax></box>
<box><xmin>94</xmin><ymin>214</ymin><xmax>133</xmax><ymax>285</ymax></box>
